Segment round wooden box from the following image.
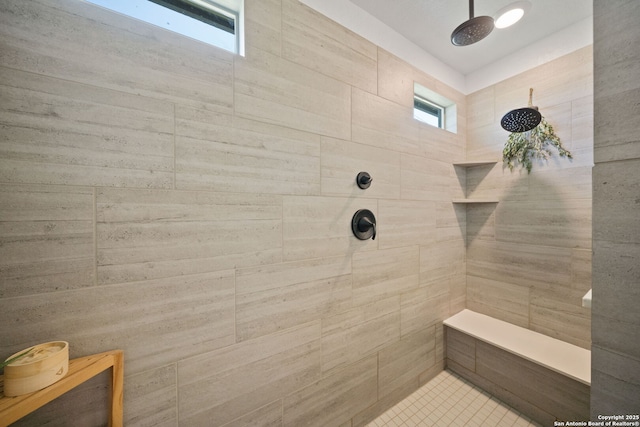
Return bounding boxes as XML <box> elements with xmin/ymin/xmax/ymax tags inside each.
<box><xmin>3</xmin><ymin>341</ymin><xmax>69</xmax><ymax>397</ymax></box>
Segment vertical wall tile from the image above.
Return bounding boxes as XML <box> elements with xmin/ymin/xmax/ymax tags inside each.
<box><xmin>236</xmin><ymin>256</ymin><xmax>352</xmax><ymax>341</ymax></box>
<box><xmin>593</xmin><ymin>3</ymin><xmax>640</xmax><ymax>414</ymax></box>
<box><xmin>322</xmin><ymin>297</ymin><xmax>400</xmax><ymax>374</ymax></box>
<box><xmin>378</xmin><ymin>199</ymin><xmax>435</xmax><ymax>249</ymax></box>
<box><xmin>352</xmin><ymin>246</ymin><xmax>419</xmax><ymax>306</ymax></box>
<box><xmin>530</xmin><ymin>283</ymin><xmax>591</xmax><ymax>349</ymax></box>
<box><xmin>445</xmin><ymin>327</ymin><xmax>476</xmax><ymax>372</ymax></box>
<box><xmin>466</xmin><ymin>203</ymin><xmax>496</xmax><ymax>243</ymax></box>
<box><xmin>593</xmin><ymin>160</ymin><xmax>640</xmax><ymax>244</ymax></box>
<box><xmin>466</xmin><ymin>86</ymin><xmax>496</xmax><ymax>130</ymax></box>
<box><xmin>420</xmin><ymin>239</ymin><xmax>465</xmax><ymax>288</ymax></box>
<box><xmin>351</xmin><ymin>380</ymin><xmax>419</xmax><ymax>427</ymax></box>
<box><xmin>0</xmin><ymin>184</ymin><xmax>94</xmax><ymax>298</ymax></box>
<box><xmin>321</xmin><ymin>137</ymin><xmax>401</xmax><ymax>199</ymax></box>
<box><xmin>594</xmin><ymin>90</ymin><xmax>640</xmax><ymax>163</ymax></box>
<box><xmin>0</xmin><ymin>68</ymin><xmax>174</xmax><ymax>188</ymax></box>
<box><xmin>377</xmin><ymin>47</ymin><xmax>465</xmax><ymax>118</ymax></box>
<box><xmin>569</xmin><ymin>95</ymin><xmax>595</xmax><ymax>165</ymax></box>
<box><xmin>178</xmin><ymin>322</ymin><xmax>322</xmax><ymax>427</ymax></box>
<box><xmin>97</xmin><ymin>188</ymin><xmax>282</xmax><ymax>284</ymax></box>
<box><xmin>571</xmin><ymin>248</ymin><xmax>592</xmax><ymax>289</ymax></box>
<box><xmin>450</xmin><ymin>275</ymin><xmax>467</xmax><ymax>313</ymax></box>
<box><xmin>377</xmin><ymin>49</ymin><xmax>427</xmax><ymax>108</ymax></box>
<box><xmin>436</xmin><ymin>202</ymin><xmax>466</xmax><ymax>242</ymax></box>
<box><xmin>419</xmin><ymin>124</ymin><xmax>466</xmax><ymax>164</ymax></box>
<box><xmin>594</xmin><ymin>2</ymin><xmax>639</xmax><ymax>99</ymax></box>
<box><xmin>465</xmin><ymin>121</ymin><xmax>505</xmax><ymax>163</ymax></box>
<box><xmin>467</xmin><ymin>240</ymin><xmax>572</xmax><ymax>290</ymax></box>
<box><xmin>282</xmin><ymin>0</ymin><xmax>377</xmax><ymax>93</ymax></box>
<box><xmin>494</xmin><ymin>47</ymin><xmax>593</xmax><ymax>122</ymax></box>
<box><xmin>401</xmin><ymin>289</ymin><xmax>450</xmax><ymax>337</ymax></box>
<box><xmin>467</xmin><ymin>276</ymin><xmax>530</xmax><ymax>328</ymax></box>
<box><xmin>235</xmin><ymin>48</ymin><xmax>351</xmax><ymax>140</ymax></box>
<box><xmin>591</xmin><ymin>345</ymin><xmax>640</xmax><ymax>413</ymax></box>
<box><xmin>434</xmin><ymin>323</ymin><xmax>445</xmax><ymax>367</ymax></box>
<box><xmin>176</xmin><ymin>106</ymin><xmax>321</xmax><ymax>195</ymax></box>
<box><xmin>283</xmin><ymin>355</ymin><xmax>378</xmax><ymax>427</ymax></box>
<box><xmin>538</xmin><ymin>102</ymin><xmax>573</xmax><ymax>153</ymax></box>
<box><xmin>245</xmin><ymin>0</ymin><xmax>282</xmax><ymax>56</ymax></box>
<box><xmin>377</xmin><ymin>48</ymin><xmax>466</xmax><ymax>162</ymax></box>
<box><xmin>352</xmin><ymin>87</ymin><xmax>422</xmax><ymax>156</ymax></box>
<box><xmin>592</xmin><ymin>240</ymin><xmax>640</xmax><ymax>332</ymax></box>
<box><xmin>495</xmin><ymin>199</ymin><xmax>592</xmax><ymax>249</ymax></box>
<box><xmin>0</xmin><ymin>270</ymin><xmax>236</xmax><ymax>374</ymax></box>
<box><xmin>528</xmin><ymin>166</ymin><xmax>593</xmax><ymax>201</ymax></box>
<box><xmin>0</xmin><ymin>0</ymin><xmax>234</xmax><ymax>112</ymax></box>
<box><xmin>400</xmin><ymin>155</ymin><xmax>453</xmax><ymax>201</ymax></box>
<box><xmin>466</xmin><ymin>164</ymin><xmax>528</xmax><ymax>202</ymax></box>
<box><xmin>222</xmin><ymin>401</ymin><xmax>283</xmax><ymax>427</ymax></box>
<box><xmin>125</xmin><ymin>365</ymin><xmax>177</xmax><ymax>427</ymax></box>
<box><xmin>282</xmin><ymin>196</ymin><xmax>377</xmax><ymax>261</ymax></box>
<box><xmin>378</xmin><ymin>328</ymin><xmax>436</xmax><ymax>399</ymax></box>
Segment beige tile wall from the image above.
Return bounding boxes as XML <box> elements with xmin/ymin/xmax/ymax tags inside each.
<box><xmin>0</xmin><ymin>0</ymin><xmax>467</xmax><ymax>426</ymax></box>
<box><xmin>0</xmin><ymin>0</ymin><xmax>598</xmax><ymax>423</ymax></box>
<box><xmin>591</xmin><ymin>0</ymin><xmax>640</xmax><ymax>415</ymax></box>
<box><xmin>465</xmin><ymin>47</ymin><xmax>594</xmax><ymax>350</ymax></box>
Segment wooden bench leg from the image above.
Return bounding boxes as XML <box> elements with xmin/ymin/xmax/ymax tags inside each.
<box><xmin>109</xmin><ymin>351</ymin><xmax>124</xmax><ymax>427</ymax></box>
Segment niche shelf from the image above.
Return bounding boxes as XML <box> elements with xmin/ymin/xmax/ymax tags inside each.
<box><xmin>452</xmin><ymin>198</ymin><xmax>499</xmax><ymax>204</ymax></box>
<box><xmin>452</xmin><ymin>160</ymin><xmax>498</xmax><ymax>167</ymax></box>
<box><xmin>452</xmin><ymin>160</ymin><xmax>499</xmax><ymax>204</ymax></box>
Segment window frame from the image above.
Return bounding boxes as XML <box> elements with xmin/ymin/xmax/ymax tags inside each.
<box><xmin>85</xmin><ymin>0</ymin><xmax>244</xmax><ymax>55</ymax></box>
<box><xmin>413</xmin><ymin>95</ymin><xmax>445</xmax><ymax>129</ymax></box>
<box><xmin>149</xmin><ymin>0</ymin><xmax>237</xmax><ymax>34</ymax></box>
<box><xmin>413</xmin><ymin>82</ymin><xmax>457</xmax><ymax>134</ymax></box>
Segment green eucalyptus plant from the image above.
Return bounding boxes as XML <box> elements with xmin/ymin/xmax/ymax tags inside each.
<box><xmin>0</xmin><ymin>347</ymin><xmax>34</xmax><ymax>370</ymax></box>
<box><xmin>502</xmin><ymin>117</ymin><xmax>572</xmax><ymax>173</ymax></box>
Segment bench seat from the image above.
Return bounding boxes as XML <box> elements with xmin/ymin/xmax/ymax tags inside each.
<box><xmin>444</xmin><ymin>309</ymin><xmax>590</xmax><ymax>424</ymax></box>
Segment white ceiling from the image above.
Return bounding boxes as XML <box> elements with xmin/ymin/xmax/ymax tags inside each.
<box><xmin>349</xmin><ymin>0</ymin><xmax>592</xmax><ymax>75</ymax></box>
<box><xmin>300</xmin><ymin>0</ymin><xmax>593</xmax><ymax>93</ymax></box>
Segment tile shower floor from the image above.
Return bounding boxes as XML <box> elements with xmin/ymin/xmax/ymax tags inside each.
<box><xmin>366</xmin><ymin>370</ymin><xmax>542</xmax><ymax>427</ymax></box>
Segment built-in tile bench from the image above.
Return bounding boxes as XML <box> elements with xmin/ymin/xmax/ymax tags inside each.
<box><xmin>444</xmin><ymin>310</ymin><xmax>590</xmax><ymax>425</ymax></box>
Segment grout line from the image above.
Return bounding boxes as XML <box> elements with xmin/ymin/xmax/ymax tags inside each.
<box><xmin>173</xmin><ymin>102</ymin><xmax>177</xmax><ymax>191</ymax></box>
<box><xmin>366</xmin><ymin>370</ymin><xmax>541</xmax><ymax>427</ymax></box>
<box><xmin>93</xmin><ymin>186</ymin><xmax>98</xmax><ymax>286</ymax></box>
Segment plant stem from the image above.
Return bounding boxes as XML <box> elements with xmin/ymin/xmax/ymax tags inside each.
<box><xmin>0</xmin><ymin>347</ymin><xmax>34</xmax><ymax>370</ymax></box>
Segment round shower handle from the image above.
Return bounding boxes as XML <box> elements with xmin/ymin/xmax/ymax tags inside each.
<box><xmin>356</xmin><ymin>172</ymin><xmax>372</xmax><ymax>189</ymax></box>
<box><xmin>352</xmin><ymin>209</ymin><xmax>377</xmax><ymax>240</ymax></box>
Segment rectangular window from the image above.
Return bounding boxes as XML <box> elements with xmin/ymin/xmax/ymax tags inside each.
<box><xmin>85</xmin><ymin>0</ymin><xmax>243</xmax><ymax>55</ymax></box>
<box><xmin>413</xmin><ymin>82</ymin><xmax>457</xmax><ymax>134</ymax></box>
<box><xmin>414</xmin><ymin>95</ymin><xmax>444</xmax><ymax>128</ymax></box>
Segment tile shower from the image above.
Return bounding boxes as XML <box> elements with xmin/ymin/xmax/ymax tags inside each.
<box><xmin>0</xmin><ymin>0</ymin><xmax>592</xmax><ymax>426</ymax></box>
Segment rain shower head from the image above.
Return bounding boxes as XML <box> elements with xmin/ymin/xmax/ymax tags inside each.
<box><xmin>500</xmin><ymin>107</ymin><xmax>541</xmax><ymax>133</ymax></box>
<box><xmin>501</xmin><ymin>88</ymin><xmax>542</xmax><ymax>133</ymax></box>
<box><xmin>451</xmin><ymin>0</ymin><xmax>494</xmax><ymax>46</ymax></box>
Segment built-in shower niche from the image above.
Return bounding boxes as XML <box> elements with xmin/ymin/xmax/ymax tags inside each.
<box><xmin>451</xmin><ymin>160</ymin><xmax>498</xmax><ymax>203</ymax></box>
